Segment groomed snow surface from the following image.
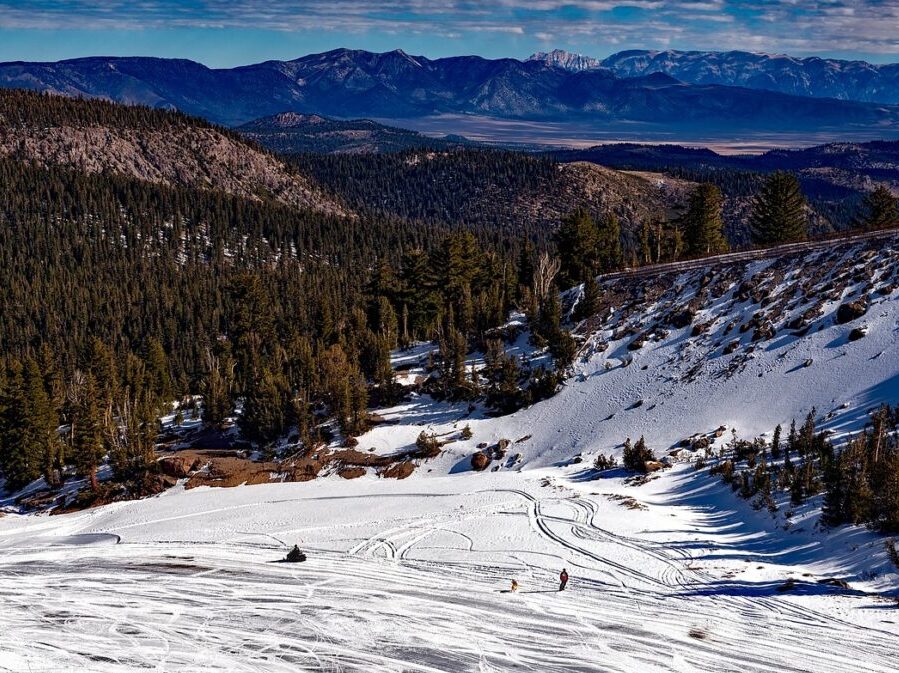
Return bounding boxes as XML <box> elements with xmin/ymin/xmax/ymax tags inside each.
<box><xmin>0</xmin><ymin>467</ymin><xmax>897</xmax><ymax>672</ymax></box>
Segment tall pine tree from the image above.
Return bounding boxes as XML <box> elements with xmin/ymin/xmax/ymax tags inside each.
<box><xmin>856</xmin><ymin>185</ymin><xmax>898</xmax><ymax>231</ymax></box>
<box><xmin>749</xmin><ymin>172</ymin><xmax>808</xmax><ymax>245</ymax></box>
<box><xmin>683</xmin><ymin>183</ymin><xmax>729</xmax><ymax>257</ymax></box>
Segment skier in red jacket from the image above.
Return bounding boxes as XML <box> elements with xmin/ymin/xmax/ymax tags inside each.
<box><xmin>559</xmin><ymin>568</ymin><xmax>569</xmax><ymax>591</ymax></box>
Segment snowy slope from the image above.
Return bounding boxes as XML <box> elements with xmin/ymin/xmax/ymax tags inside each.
<box><xmin>2</xmin><ymin>235</ymin><xmax>899</xmax><ymax>672</ymax></box>
<box><xmin>362</xmin><ymin>233</ymin><xmax>899</xmax><ymax>474</ymax></box>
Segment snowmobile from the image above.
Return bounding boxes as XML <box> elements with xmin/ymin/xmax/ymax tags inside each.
<box><xmin>284</xmin><ymin>545</ymin><xmax>306</xmax><ymax>563</ymax></box>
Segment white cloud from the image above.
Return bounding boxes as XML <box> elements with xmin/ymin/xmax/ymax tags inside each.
<box><xmin>1</xmin><ymin>1</ymin><xmax>898</xmax><ymax>59</ymax></box>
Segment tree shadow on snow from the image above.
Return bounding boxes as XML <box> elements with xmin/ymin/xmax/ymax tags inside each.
<box><xmin>655</xmin><ymin>470</ymin><xmax>886</xmax><ymax>580</ymax></box>
<box><xmin>567</xmin><ymin>467</ymin><xmax>630</xmax><ymax>482</ymax></box>
<box><xmin>679</xmin><ymin>578</ymin><xmax>868</xmax><ymax>599</ymax></box>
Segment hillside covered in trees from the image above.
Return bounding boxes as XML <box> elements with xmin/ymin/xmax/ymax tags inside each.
<box><xmin>296</xmin><ymin>150</ymin><xmax>694</xmax><ymax>244</ymax></box>
<box><xmin>0</xmin><ymin>91</ymin><xmax>897</xmax><ymax>510</ymax></box>
<box><xmin>0</xmin><ymin>89</ymin><xmax>346</xmax><ymax>216</ymax></box>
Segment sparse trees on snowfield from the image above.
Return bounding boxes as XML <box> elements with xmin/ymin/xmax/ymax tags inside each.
<box><xmin>622</xmin><ymin>436</ymin><xmax>656</xmax><ymax>473</ymax></box>
<box><xmin>707</xmin><ymin>405</ymin><xmax>899</xmax><ymax>534</ymax></box>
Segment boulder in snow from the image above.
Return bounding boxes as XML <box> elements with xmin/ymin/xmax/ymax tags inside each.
<box><xmin>848</xmin><ymin>326</ymin><xmax>867</xmax><ymax>342</ymax></box>
<box><xmin>158</xmin><ymin>456</ymin><xmax>200</xmax><ymax>478</ymax></box>
<box><xmin>471</xmin><ymin>452</ymin><xmax>491</xmax><ymax>471</ymax></box>
<box><xmin>836</xmin><ymin>300</ymin><xmax>867</xmax><ymax>324</ymax></box>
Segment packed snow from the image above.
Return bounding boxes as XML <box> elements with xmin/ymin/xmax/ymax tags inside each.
<box><xmin>1</xmin><ymin>468</ymin><xmax>896</xmax><ymax>672</ymax></box>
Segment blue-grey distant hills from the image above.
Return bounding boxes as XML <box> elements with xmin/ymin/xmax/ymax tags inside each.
<box><xmin>595</xmin><ymin>50</ymin><xmax>899</xmax><ymax>105</ymax></box>
<box><xmin>3</xmin><ymin>48</ymin><xmax>899</xmax><ymax>132</ymax></box>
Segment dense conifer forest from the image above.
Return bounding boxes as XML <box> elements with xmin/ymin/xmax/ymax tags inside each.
<box><xmin>0</xmin><ymin>91</ymin><xmax>897</xmax><ymax>511</ymax></box>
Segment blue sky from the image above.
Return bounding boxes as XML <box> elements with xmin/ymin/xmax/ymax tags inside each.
<box><xmin>0</xmin><ymin>1</ymin><xmax>897</xmax><ymax>66</ymax></box>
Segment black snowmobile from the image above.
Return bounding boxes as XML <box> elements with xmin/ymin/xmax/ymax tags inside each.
<box><xmin>284</xmin><ymin>544</ymin><xmax>307</xmax><ymax>563</ymax></box>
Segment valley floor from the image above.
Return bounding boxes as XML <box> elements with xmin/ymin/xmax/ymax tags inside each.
<box><xmin>0</xmin><ymin>466</ymin><xmax>896</xmax><ymax>673</ymax></box>
<box><xmin>375</xmin><ymin>114</ymin><xmax>899</xmax><ymax>154</ymax></box>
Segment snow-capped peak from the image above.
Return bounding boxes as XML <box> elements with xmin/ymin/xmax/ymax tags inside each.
<box><xmin>526</xmin><ymin>49</ymin><xmax>602</xmax><ymax>72</ymax></box>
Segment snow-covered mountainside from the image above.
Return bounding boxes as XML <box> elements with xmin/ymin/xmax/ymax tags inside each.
<box><xmin>357</xmin><ymin>231</ymin><xmax>899</xmax><ymax>475</ymax></box>
<box><xmin>2</xmin><ymin>232</ymin><xmax>899</xmax><ymax>672</ymax></box>
<box><xmin>526</xmin><ymin>49</ymin><xmax>603</xmax><ymax>72</ymax></box>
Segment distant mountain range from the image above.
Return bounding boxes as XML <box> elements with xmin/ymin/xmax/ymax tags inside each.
<box><xmin>531</xmin><ymin>49</ymin><xmax>899</xmax><ymax>105</ymax></box>
<box><xmin>4</xmin><ymin>48</ymin><xmax>899</xmax><ymax>135</ymax></box>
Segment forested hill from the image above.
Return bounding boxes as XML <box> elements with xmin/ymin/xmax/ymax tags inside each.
<box><xmin>237</xmin><ymin>112</ymin><xmax>474</xmax><ymax>154</ymax></box>
<box><xmin>296</xmin><ymin>150</ymin><xmax>694</xmax><ymax>241</ymax></box>
<box><xmin>0</xmin><ymin>89</ymin><xmax>346</xmax><ymax>216</ymax></box>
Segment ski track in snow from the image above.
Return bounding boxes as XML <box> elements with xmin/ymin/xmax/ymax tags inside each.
<box><xmin>0</xmin><ymin>473</ymin><xmax>896</xmax><ymax>673</ymax></box>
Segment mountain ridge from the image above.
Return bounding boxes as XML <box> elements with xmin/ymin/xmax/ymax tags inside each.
<box><xmin>600</xmin><ymin>49</ymin><xmax>899</xmax><ymax>104</ymax></box>
<box><xmin>3</xmin><ymin>49</ymin><xmax>899</xmax><ymax>133</ymax></box>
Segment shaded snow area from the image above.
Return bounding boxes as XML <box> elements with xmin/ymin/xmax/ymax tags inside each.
<box><xmin>3</xmin><ymin>237</ymin><xmax>899</xmax><ymax>671</ymax></box>
<box><xmin>0</xmin><ymin>470</ymin><xmax>897</xmax><ymax>673</ymax></box>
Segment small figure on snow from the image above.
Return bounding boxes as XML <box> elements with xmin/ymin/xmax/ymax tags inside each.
<box><xmin>510</xmin><ymin>579</ymin><xmax>519</xmax><ymax>592</ymax></box>
<box><xmin>285</xmin><ymin>544</ymin><xmax>306</xmax><ymax>563</ymax></box>
<box><xmin>559</xmin><ymin>568</ymin><xmax>569</xmax><ymax>591</ymax></box>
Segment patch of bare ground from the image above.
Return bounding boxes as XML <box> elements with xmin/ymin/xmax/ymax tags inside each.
<box><xmin>181</xmin><ymin>443</ymin><xmax>435</xmax><ymax>489</ymax></box>
<box><xmin>605</xmin><ymin>494</ymin><xmax>647</xmax><ymax>510</ymax></box>
<box><xmin>380</xmin><ymin>461</ymin><xmax>415</xmax><ymax>479</ymax></box>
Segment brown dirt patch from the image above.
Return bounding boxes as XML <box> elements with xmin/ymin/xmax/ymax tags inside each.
<box><xmin>380</xmin><ymin>461</ymin><xmax>415</xmax><ymax>479</ymax></box>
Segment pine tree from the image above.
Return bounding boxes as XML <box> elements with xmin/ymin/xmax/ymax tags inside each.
<box><xmin>875</xmin><ymin>451</ymin><xmax>899</xmax><ymax>532</ymax></box>
<box><xmin>533</xmin><ymin>289</ymin><xmax>562</xmax><ymax>347</ymax></box>
<box><xmin>107</xmin><ymin>390</ymin><xmax>158</xmax><ymax>481</ymax></box>
<box><xmin>749</xmin><ymin>172</ymin><xmax>808</xmax><ymax>245</ymax></box>
<box><xmin>0</xmin><ymin>360</ymin><xmax>56</xmax><ymax>490</ymax></box>
<box><xmin>623</xmin><ymin>436</ymin><xmax>655</xmax><ymax>472</ymax></box>
<box><xmin>0</xmin><ymin>362</ymin><xmax>32</xmax><ymax>490</ymax></box>
<box><xmin>347</xmin><ymin>368</ymin><xmax>369</xmax><ymax>436</ymax></box>
<box><xmin>145</xmin><ymin>338</ymin><xmax>174</xmax><ymax>405</ymax></box>
<box><xmin>683</xmin><ymin>183</ymin><xmax>729</xmax><ymax>257</ymax></box>
<box><xmin>857</xmin><ymin>185</ymin><xmax>898</xmax><ymax>231</ymax></box>
<box><xmin>87</xmin><ymin>338</ymin><xmax>120</xmax><ymax>407</ymax></box>
<box><xmin>71</xmin><ymin>373</ymin><xmax>105</xmax><ymax>492</ymax></box>
<box><xmin>22</xmin><ymin>359</ymin><xmax>62</xmax><ymax>489</ymax></box>
<box><xmin>202</xmin><ymin>347</ymin><xmax>234</xmax><ymax>429</ymax></box>
<box><xmin>517</xmin><ymin>240</ymin><xmax>536</xmax><ymax>297</ymax></box>
<box><xmin>790</xmin><ymin>462</ymin><xmax>805</xmax><ymax>505</ymax></box>
<box><xmin>639</xmin><ymin>220</ymin><xmax>652</xmax><ymax>265</ymax></box>
<box><xmin>596</xmin><ymin>212</ymin><xmax>623</xmax><ymax>273</ymax></box>
<box><xmin>292</xmin><ymin>389</ymin><xmax>317</xmax><ymax>452</ymax></box>
<box><xmin>556</xmin><ymin>209</ymin><xmax>598</xmax><ymax>288</ymax></box>
<box><xmin>38</xmin><ymin>343</ymin><xmax>64</xmax><ymax>418</ymax></box>
<box><xmin>770</xmin><ymin>423</ymin><xmax>782</xmax><ymax>460</ymax></box>
<box><xmin>573</xmin><ymin>272</ymin><xmax>601</xmax><ymax>323</ymax></box>
<box><xmin>240</xmin><ymin>368</ymin><xmax>288</xmax><ymax>446</ymax></box>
